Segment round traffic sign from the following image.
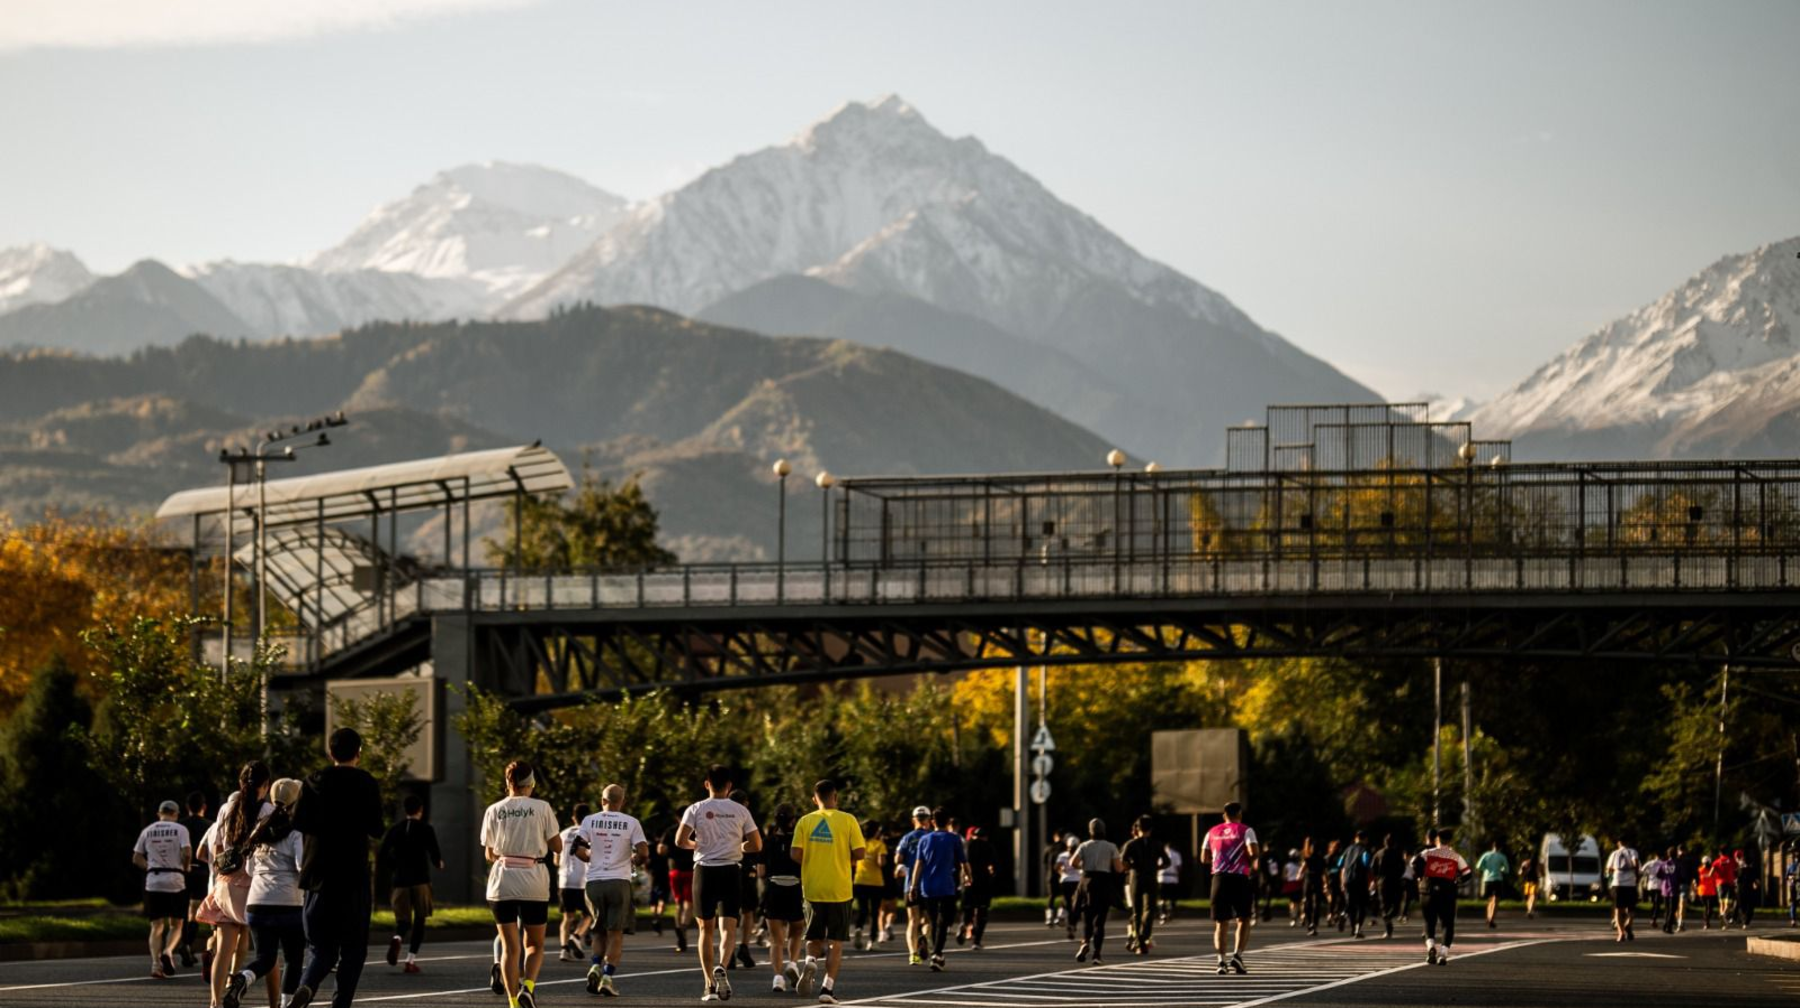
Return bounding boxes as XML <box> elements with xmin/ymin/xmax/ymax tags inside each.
<box><xmin>1032</xmin><ymin>753</ymin><xmax>1055</xmax><ymax>777</ymax></box>
<box><xmin>1030</xmin><ymin>779</ymin><xmax>1052</xmax><ymax>804</ymax></box>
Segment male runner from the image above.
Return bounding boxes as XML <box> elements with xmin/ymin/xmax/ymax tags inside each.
<box><xmin>1475</xmin><ymin>840</ymin><xmax>1509</xmax><ymax>930</ymax></box>
<box><xmin>1200</xmin><ymin>801</ymin><xmax>1259</xmax><ymax>975</ymax></box>
<box><xmin>380</xmin><ymin>794</ymin><xmax>443</xmax><ymax>972</ymax></box>
<box><xmin>556</xmin><ymin>803</ymin><xmax>592</xmax><ymax>961</ymax></box>
<box><xmin>893</xmin><ymin>806</ymin><xmax>933</xmax><ymax>965</ymax></box>
<box><xmin>177</xmin><ymin>792</ymin><xmax>212</xmax><ymax>970</ymax></box>
<box><xmin>794</xmin><ymin>779</ymin><xmax>866</xmax><ymax>1003</ymax></box>
<box><xmin>1373</xmin><ymin>834</ymin><xmax>1407</xmax><ymax>939</ymax></box>
<box><xmin>1415</xmin><ymin>828</ymin><xmax>1470</xmax><ymax>965</ymax></box>
<box><xmin>907</xmin><ymin>807</ymin><xmax>967</xmax><ymax>972</ymax></box>
<box><xmin>134</xmin><ymin>799</ymin><xmax>191</xmax><ymax>979</ymax></box>
<box><xmin>581</xmin><ymin>785</ymin><xmax>649</xmax><ymax>997</ymax></box>
<box><xmin>1607</xmin><ymin>837</ymin><xmax>1641</xmax><ymax>941</ymax></box>
<box><xmin>1713</xmin><ymin>846</ymin><xmax>1739</xmax><ymax>926</ymax></box>
<box><xmin>1518</xmin><ymin>848</ymin><xmax>1542</xmax><ymax>919</ymax></box>
<box><xmin>290</xmin><ymin>727</ymin><xmax>385</xmax><ymax>1008</ymax></box>
<box><xmin>676</xmin><ymin>765</ymin><xmax>761</xmax><ymax>1002</ymax></box>
<box><xmin>958</xmin><ymin>826</ymin><xmax>999</xmax><ymax>949</ymax></box>
<box><xmin>1158</xmin><ymin>840</ymin><xmax>1182</xmax><ymax>924</ymax></box>
<box><xmin>661</xmin><ymin>826</ymin><xmax>695</xmax><ymax>952</ymax></box>
<box><xmin>1339</xmin><ymin>831</ymin><xmax>1372</xmax><ymax>938</ymax></box>
<box><xmin>729</xmin><ymin>790</ymin><xmax>759</xmax><ymax>971</ymax></box>
<box><xmin>1119</xmin><ymin>816</ymin><xmax>1168</xmax><ymax>955</ymax></box>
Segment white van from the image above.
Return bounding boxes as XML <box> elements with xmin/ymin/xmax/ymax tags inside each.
<box><xmin>1540</xmin><ymin>833</ymin><xmax>1603</xmax><ymax>902</ymax></box>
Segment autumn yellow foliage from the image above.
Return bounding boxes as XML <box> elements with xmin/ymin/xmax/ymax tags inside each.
<box><xmin>0</xmin><ymin>515</ymin><xmax>196</xmax><ymax>709</ymax></box>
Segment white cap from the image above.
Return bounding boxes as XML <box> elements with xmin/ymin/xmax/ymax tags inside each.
<box><xmin>912</xmin><ymin>805</ymin><xmax>931</xmax><ymax>818</ymax></box>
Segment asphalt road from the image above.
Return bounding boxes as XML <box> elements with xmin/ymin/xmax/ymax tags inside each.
<box><xmin>0</xmin><ymin>915</ymin><xmax>1793</xmax><ymax>1007</ymax></box>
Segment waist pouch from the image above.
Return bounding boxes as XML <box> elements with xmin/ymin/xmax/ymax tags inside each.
<box><xmin>501</xmin><ymin>855</ymin><xmax>542</xmax><ymax>870</ymax></box>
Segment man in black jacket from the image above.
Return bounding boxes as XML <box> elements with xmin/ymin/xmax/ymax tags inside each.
<box><xmin>380</xmin><ymin>794</ymin><xmax>443</xmax><ymax>972</ymax></box>
<box><xmin>1373</xmin><ymin>834</ymin><xmax>1407</xmax><ymax>940</ymax></box>
<box><xmin>290</xmin><ymin>727</ymin><xmax>385</xmax><ymax>1008</ymax></box>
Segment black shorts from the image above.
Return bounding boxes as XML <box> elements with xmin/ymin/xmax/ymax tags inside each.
<box><xmin>144</xmin><ymin>889</ymin><xmax>187</xmax><ymax>920</ymax></box>
<box><xmin>762</xmin><ymin>881</ymin><xmax>804</xmax><ymax>923</ymax></box>
<box><xmin>693</xmin><ymin>864</ymin><xmax>743</xmax><ymax>920</ymax></box>
<box><xmin>740</xmin><ymin>869</ymin><xmax>760</xmax><ymax>917</ymax></box>
<box><xmin>560</xmin><ymin>887</ymin><xmax>588</xmax><ymax>914</ymax></box>
<box><xmin>1612</xmin><ymin>886</ymin><xmax>1638</xmax><ymax>909</ymax></box>
<box><xmin>491</xmin><ymin>898</ymin><xmax>550</xmax><ymax>926</ymax></box>
<box><xmin>1480</xmin><ymin>880</ymin><xmax>1504</xmax><ymax>899</ymax></box>
<box><xmin>1210</xmin><ymin>872</ymin><xmax>1253</xmax><ymax>922</ymax></box>
<box><xmin>805</xmin><ymin>899</ymin><xmax>852</xmax><ymax>942</ymax></box>
<box><xmin>185</xmin><ymin>868</ymin><xmax>209</xmax><ymax>900</ymax></box>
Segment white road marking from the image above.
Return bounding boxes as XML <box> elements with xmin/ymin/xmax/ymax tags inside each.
<box><xmin>1584</xmin><ymin>951</ymin><xmax>1685</xmax><ymax>958</ymax></box>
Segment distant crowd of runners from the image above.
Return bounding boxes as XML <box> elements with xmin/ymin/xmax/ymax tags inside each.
<box><xmin>131</xmin><ymin>740</ymin><xmax>1800</xmax><ymax>1008</ymax></box>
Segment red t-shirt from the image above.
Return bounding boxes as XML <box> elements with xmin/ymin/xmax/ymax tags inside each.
<box><xmin>1711</xmin><ymin>856</ymin><xmax>1738</xmax><ymax>885</ymax></box>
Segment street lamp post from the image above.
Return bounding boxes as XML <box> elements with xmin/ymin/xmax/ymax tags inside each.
<box><xmin>817</xmin><ymin>471</ymin><xmax>835</xmax><ymax>602</ymax></box>
<box><xmin>773</xmin><ymin>459</ymin><xmax>792</xmax><ymax>602</ymax></box>
<box><xmin>1107</xmin><ymin>449</ymin><xmax>1125</xmax><ymax>592</ymax></box>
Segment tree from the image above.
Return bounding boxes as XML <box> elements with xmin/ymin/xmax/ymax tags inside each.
<box><xmin>485</xmin><ymin>469</ymin><xmax>677</xmax><ymax>570</ymax></box>
<box><xmin>330</xmin><ymin>689</ymin><xmax>425</xmax><ymax>817</ymax></box>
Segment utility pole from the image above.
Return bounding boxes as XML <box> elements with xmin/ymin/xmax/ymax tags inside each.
<box><xmin>1432</xmin><ymin>657</ymin><xmax>1443</xmax><ymax>828</ymax></box>
<box><xmin>1013</xmin><ymin>662</ymin><xmax>1029</xmax><ymax>897</ymax></box>
<box><xmin>1461</xmin><ymin>679</ymin><xmax>1474</xmax><ymax>839</ymax></box>
<box><xmin>1715</xmin><ymin>666</ymin><xmax>1729</xmax><ymax>830</ymax></box>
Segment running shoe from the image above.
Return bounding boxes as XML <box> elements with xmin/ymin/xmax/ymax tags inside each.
<box><xmin>150</xmin><ymin>965</ymin><xmax>168</xmax><ymax>980</ymax></box>
<box><xmin>518</xmin><ymin>989</ymin><xmax>537</xmax><ymax>1008</ymax></box>
<box><xmin>179</xmin><ymin>947</ymin><xmax>196</xmax><ymax>968</ymax></box>
<box><xmin>1426</xmin><ymin>944</ymin><xmax>1438</xmax><ymax>966</ymax></box>
<box><xmin>587</xmin><ymin>965</ymin><xmax>603</xmax><ymax>995</ymax></box>
<box><xmin>223</xmin><ymin>970</ymin><xmax>247</xmax><ymax>1008</ymax></box>
<box><xmin>1384</xmin><ymin>920</ymin><xmax>1394</xmax><ymax>939</ymax></box>
<box><xmin>676</xmin><ymin>933</ymin><xmax>690</xmax><ymax>954</ymax></box>
<box><xmin>797</xmin><ymin>958</ymin><xmax>818</xmax><ymax>996</ymax></box>
<box><xmin>956</xmin><ymin>927</ymin><xmax>967</xmax><ymax>946</ymax></box>
<box><xmin>490</xmin><ymin>962</ymin><xmax>505</xmax><ymax>995</ymax></box>
<box><xmin>1075</xmin><ymin>942</ymin><xmax>1090</xmax><ymax>962</ymax></box>
<box><xmin>388</xmin><ymin>935</ymin><xmax>402</xmax><ymax>965</ymax></box>
<box><xmin>907</xmin><ymin>953</ymin><xmax>923</xmax><ymax>966</ymax></box>
<box><xmin>1436</xmin><ymin>948</ymin><xmax>1450</xmax><ymax>966</ymax></box>
<box><xmin>1229</xmin><ymin>954</ymin><xmax>1245</xmax><ymax>975</ymax></box>
<box><xmin>702</xmin><ymin>988</ymin><xmax>720</xmax><ymax>1002</ymax></box>
<box><xmin>404</xmin><ymin>961</ymin><xmax>422</xmax><ymax>974</ymax></box>
<box><xmin>972</xmin><ymin>940</ymin><xmax>983</xmax><ymax>951</ymax></box>
<box><xmin>160</xmin><ymin>952</ymin><xmax>177</xmax><ymax>976</ymax></box>
<box><xmin>930</xmin><ymin>954</ymin><xmax>945</xmax><ymax>971</ymax></box>
<box><xmin>1092</xmin><ymin>955</ymin><xmax>1105</xmax><ymax>966</ymax></box>
<box><xmin>600</xmin><ymin>975</ymin><xmax>618</xmax><ymax>997</ymax></box>
<box><xmin>880</xmin><ymin>926</ymin><xmax>893</xmax><ymax>943</ymax></box>
<box><xmin>817</xmin><ymin>989</ymin><xmax>839</xmax><ymax>1005</ymax></box>
<box><xmin>1215</xmin><ymin>958</ymin><xmax>1229</xmax><ymax>975</ymax></box>
<box><xmin>715</xmin><ymin>965</ymin><xmax>732</xmax><ymax>1001</ymax></box>
<box><xmin>772</xmin><ymin>974</ymin><xmax>788</xmax><ymax>994</ymax></box>
<box><xmin>852</xmin><ymin>928</ymin><xmax>865</xmax><ymax>951</ymax></box>
<box><xmin>737</xmin><ymin>945</ymin><xmax>757</xmax><ymax>970</ymax></box>
<box><xmin>784</xmin><ymin>962</ymin><xmax>801</xmax><ymax>989</ymax></box>
<box><xmin>289</xmin><ymin>986</ymin><xmax>315</xmax><ymax>1008</ymax></box>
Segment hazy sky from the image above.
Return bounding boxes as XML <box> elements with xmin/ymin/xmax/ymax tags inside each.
<box><xmin>2</xmin><ymin>0</ymin><xmax>1796</xmax><ymax>401</ymax></box>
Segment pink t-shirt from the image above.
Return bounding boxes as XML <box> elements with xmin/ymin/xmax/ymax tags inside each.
<box><xmin>1205</xmin><ymin>821</ymin><xmax>1258</xmax><ymax>876</ymax></box>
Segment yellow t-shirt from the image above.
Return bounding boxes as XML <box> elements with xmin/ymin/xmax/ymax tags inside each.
<box><xmin>853</xmin><ymin>836</ymin><xmax>888</xmax><ymax>888</ymax></box>
<box><xmin>795</xmin><ymin>808</ymin><xmax>865</xmax><ymax>904</ymax></box>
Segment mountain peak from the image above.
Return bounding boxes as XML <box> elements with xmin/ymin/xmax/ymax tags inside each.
<box><xmin>792</xmin><ymin>94</ymin><xmax>944</xmax><ymax>152</ymax></box>
<box><xmin>0</xmin><ymin>243</ymin><xmax>95</xmax><ymax>313</ymax></box>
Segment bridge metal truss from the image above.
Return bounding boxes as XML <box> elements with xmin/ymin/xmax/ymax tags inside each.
<box><xmin>481</xmin><ymin>593</ymin><xmax>1800</xmax><ymax>711</ymax></box>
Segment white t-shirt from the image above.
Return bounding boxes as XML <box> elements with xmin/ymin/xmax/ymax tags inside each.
<box><xmin>134</xmin><ymin>820</ymin><xmax>190</xmax><ymax>893</ymax></box>
<box><xmin>580</xmin><ymin>809</ymin><xmax>649</xmax><ymax>882</ymax></box>
<box><xmin>557</xmin><ymin>826</ymin><xmax>586</xmax><ymax>889</ymax></box>
<box><xmin>1607</xmin><ymin>847</ymin><xmax>1640</xmax><ymax>888</ymax></box>
<box><xmin>480</xmin><ymin>796</ymin><xmax>559</xmax><ymax>902</ymax></box>
<box><xmin>1056</xmin><ymin>850</ymin><xmax>1081</xmax><ymax>884</ymax></box>
<box><xmin>248</xmin><ymin>830</ymin><xmax>305</xmax><ymax>908</ymax></box>
<box><xmin>1159</xmin><ymin>847</ymin><xmax>1182</xmax><ymax>885</ymax></box>
<box><xmin>678</xmin><ymin>797</ymin><xmax>758</xmax><ymax>867</ymax></box>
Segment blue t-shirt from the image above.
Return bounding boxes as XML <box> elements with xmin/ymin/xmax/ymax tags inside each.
<box><xmin>913</xmin><ymin>830</ymin><xmax>967</xmax><ymax>899</ymax></box>
<box><xmin>895</xmin><ymin>827</ymin><xmax>931</xmax><ymax>888</ymax></box>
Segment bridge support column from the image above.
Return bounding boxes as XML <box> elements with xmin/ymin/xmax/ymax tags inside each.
<box><xmin>430</xmin><ymin>615</ymin><xmax>482</xmax><ymax>904</ymax></box>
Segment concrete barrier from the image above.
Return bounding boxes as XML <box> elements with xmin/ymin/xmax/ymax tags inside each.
<box><xmin>1746</xmin><ymin>934</ymin><xmax>1800</xmax><ymax>961</ymax></box>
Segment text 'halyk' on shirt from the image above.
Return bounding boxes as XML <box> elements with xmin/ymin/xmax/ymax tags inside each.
<box><xmin>134</xmin><ymin>821</ymin><xmax>189</xmax><ymax>892</ymax></box>
<box><xmin>580</xmin><ymin>809</ymin><xmax>648</xmax><ymax>882</ymax></box>
<box><xmin>480</xmin><ymin>795</ymin><xmax>559</xmax><ymax>902</ymax></box>
<box><xmin>1204</xmin><ymin>822</ymin><xmax>1258</xmax><ymax>876</ymax></box>
<box><xmin>795</xmin><ymin>808</ymin><xmax>866</xmax><ymax>903</ymax></box>
<box><xmin>680</xmin><ymin>797</ymin><xmax>758</xmax><ymax>866</ymax></box>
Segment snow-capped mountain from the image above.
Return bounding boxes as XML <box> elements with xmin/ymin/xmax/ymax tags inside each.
<box><xmin>1470</xmin><ymin>236</ymin><xmax>1800</xmax><ymax>458</ymax></box>
<box><xmin>0</xmin><ymin>244</ymin><xmax>95</xmax><ymax>313</ymax></box>
<box><xmin>308</xmin><ymin>162</ymin><xmax>631</xmax><ymax>299</ymax></box>
<box><xmin>182</xmin><ymin>261</ymin><xmax>491</xmax><ymax>337</ymax></box>
<box><xmin>509</xmin><ymin>96</ymin><xmax>1374</xmax><ymax>463</ymax></box>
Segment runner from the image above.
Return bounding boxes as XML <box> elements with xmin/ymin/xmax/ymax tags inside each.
<box><xmin>201</xmin><ymin>761</ymin><xmax>271</xmax><ymax>1008</ymax></box>
<box><xmin>1200</xmin><ymin>801</ymin><xmax>1259</xmax><ymax>975</ymax></box>
<box><xmin>675</xmin><ymin>764</ymin><xmax>761</xmax><ymax>1002</ymax></box>
<box><xmin>793</xmin><ymin>779</ymin><xmax>866</xmax><ymax>1003</ymax></box>
<box><xmin>1340</xmin><ymin>830</ymin><xmax>1372</xmax><ymax>939</ymax></box>
<box><xmin>480</xmin><ymin>760</ymin><xmax>562</xmax><ymax>1008</ymax></box>
<box><xmin>1606</xmin><ymin>836</ymin><xmax>1640</xmax><ymax>941</ymax></box>
<box><xmin>555</xmin><ymin>803</ymin><xmax>592</xmax><ymax>962</ymax></box>
<box><xmin>1642</xmin><ymin>848</ymin><xmax>1665</xmax><ymax>928</ymax></box>
<box><xmin>1399</xmin><ymin>846</ymin><xmax>1417</xmax><ymax>923</ymax></box>
<box><xmin>879</xmin><ymin>819</ymin><xmax>901</xmax><ymax>945</ymax></box>
<box><xmin>134</xmin><ymin>799</ymin><xmax>192</xmax><ymax>979</ymax></box>
<box><xmin>178</xmin><ymin>792</ymin><xmax>212</xmax><ymax>970</ymax></box>
<box><xmin>1299</xmin><ymin>836</ymin><xmax>1326</xmax><ymax>936</ymax></box>
<box><xmin>661</xmin><ymin>825</ymin><xmax>695</xmax><ymax>953</ymax></box>
<box><xmin>851</xmin><ymin>820</ymin><xmax>886</xmax><ymax>951</ymax></box>
<box><xmin>647</xmin><ymin>822</ymin><xmax>672</xmax><ymax>939</ymax></box>
<box><xmin>224</xmin><ymin>777</ymin><xmax>305</xmax><ymax>1008</ymax></box>
<box><xmin>1787</xmin><ymin>849</ymin><xmax>1799</xmax><ymax>927</ymax></box>
<box><xmin>759</xmin><ymin>804</ymin><xmax>806</xmax><ymax>993</ymax></box>
<box><xmin>289</xmin><ymin>727</ymin><xmax>385</xmax><ymax>1008</ymax></box>
<box><xmin>894</xmin><ymin>806</ymin><xmax>934</xmax><ymax>964</ymax></box>
<box><xmin>380</xmin><ymin>794</ymin><xmax>444</xmax><ymax>973</ymax></box>
<box><xmin>1695</xmin><ymin>849</ymin><xmax>1719</xmax><ymax>929</ymax></box>
<box><xmin>1323</xmin><ymin>839</ymin><xmax>1345</xmax><ymax>931</ymax></box>
<box><xmin>1713</xmin><ymin>846</ymin><xmax>1740</xmax><ymax>927</ymax></box>
<box><xmin>1054</xmin><ymin>835</ymin><xmax>1082</xmax><ymax>941</ymax></box>
<box><xmin>1414</xmin><ymin>828</ymin><xmax>1470</xmax><ymax>965</ymax></box>
<box><xmin>1072</xmin><ymin>818</ymin><xmax>1122</xmax><ymax>966</ymax></box>
<box><xmin>729</xmin><ymin>789</ymin><xmax>760</xmax><ymax>971</ymax></box>
<box><xmin>959</xmin><ymin>826</ymin><xmax>999</xmax><ymax>949</ymax></box>
<box><xmin>1282</xmin><ymin>848</ymin><xmax>1303</xmax><ymax>927</ymax></box>
<box><xmin>1651</xmin><ymin>846</ymin><xmax>1680</xmax><ymax>934</ymax></box>
<box><xmin>1517</xmin><ymin>847</ymin><xmax>1542</xmax><ymax>920</ymax></box>
<box><xmin>1737</xmin><ymin>849</ymin><xmax>1761</xmax><ymax>928</ymax></box>
<box><xmin>1158</xmin><ymin>840</ymin><xmax>1182</xmax><ymax>925</ymax></box>
<box><xmin>1475</xmin><ymin>840</ymin><xmax>1509</xmax><ymax>930</ymax></box>
<box><xmin>907</xmin><ymin>807</ymin><xmax>967</xmax><ymax>972</ymax></box>
<box><xmin>1119</xmin><ymin>815</ymin><xmax>1167</xmax><ymax>955</ymax></box>
<box><xmin>1042</xmin><ymin>829</ymin><xmax>1066</xmax><ymax>927</ymax></box>
<box><xmin>1373</xmin><ymin>834</ymin><xmax>1406</xmax><ymax>939</ymax></box>
<box><xmin>580</xmin><ymin>784</ymin><xmax>649</xmax><ymax>998</ymax></box>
